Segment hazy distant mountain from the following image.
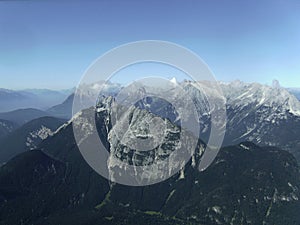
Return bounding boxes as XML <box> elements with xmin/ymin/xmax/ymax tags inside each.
<box><xmin>0</xmin><ymin>116</ymin><xmax>66</xmax><ymax>164</ymax></box>
<box><xmin>0</xmin><ymin>107</ymin><xmax>299</xmax><ymax>224</ymax></box>
<box><xmin>0</xmin><ymin>88</ymin><xmax>35</xmax><ymax>112</ymax></box>
<box><xmin>47</xmin><ymin>94</ymin><xmax>74</xmax><ymax>119</ymax></box>
<box><xmin>0</xmin><ymin>108</ymin><xmax>50</xmax><ymax>126</ymax></box>
<box><xmin>47</xmin><ymin>81</ymin><xmax>121</xmax><ymax>119</ymax></box>
<box><xmin>288</xmin><ymin>88</ymin><xmax>300</xmax><ymax>100</ymax></box>
<box><xmin>0</xmin><ymin>88</ymin><xmax>73</xmax><ymax>112</ymax></box>
<box><xmin>23</xmin><ymin>88</ymin><xmax>74</xmax><ymax>106</ymax></box>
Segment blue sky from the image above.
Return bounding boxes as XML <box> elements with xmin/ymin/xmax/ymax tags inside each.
<box><xmin>0</xmin><ymin>0</ymin><xmax>300</xmax><ymax>89</ymax></box>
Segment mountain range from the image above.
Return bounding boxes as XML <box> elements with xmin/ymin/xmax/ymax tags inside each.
<box><xmin>0</xmin><ymin>100</ymin><xmax>300</xmax><ymax>224</ymax></box>
<box><xmin>1</xmin><ymin>79</ymin><xmax>300</xmax><ymax>163</ymax></box>
<box><xmin>0</xmin><ymin>88</ymin><xmax>73</xmax><ymax>112</ymax></box>
<box><xmin>0</xmin><ymin>80</ymin><xmax>300</xmax><ymax>224</ymax></box>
